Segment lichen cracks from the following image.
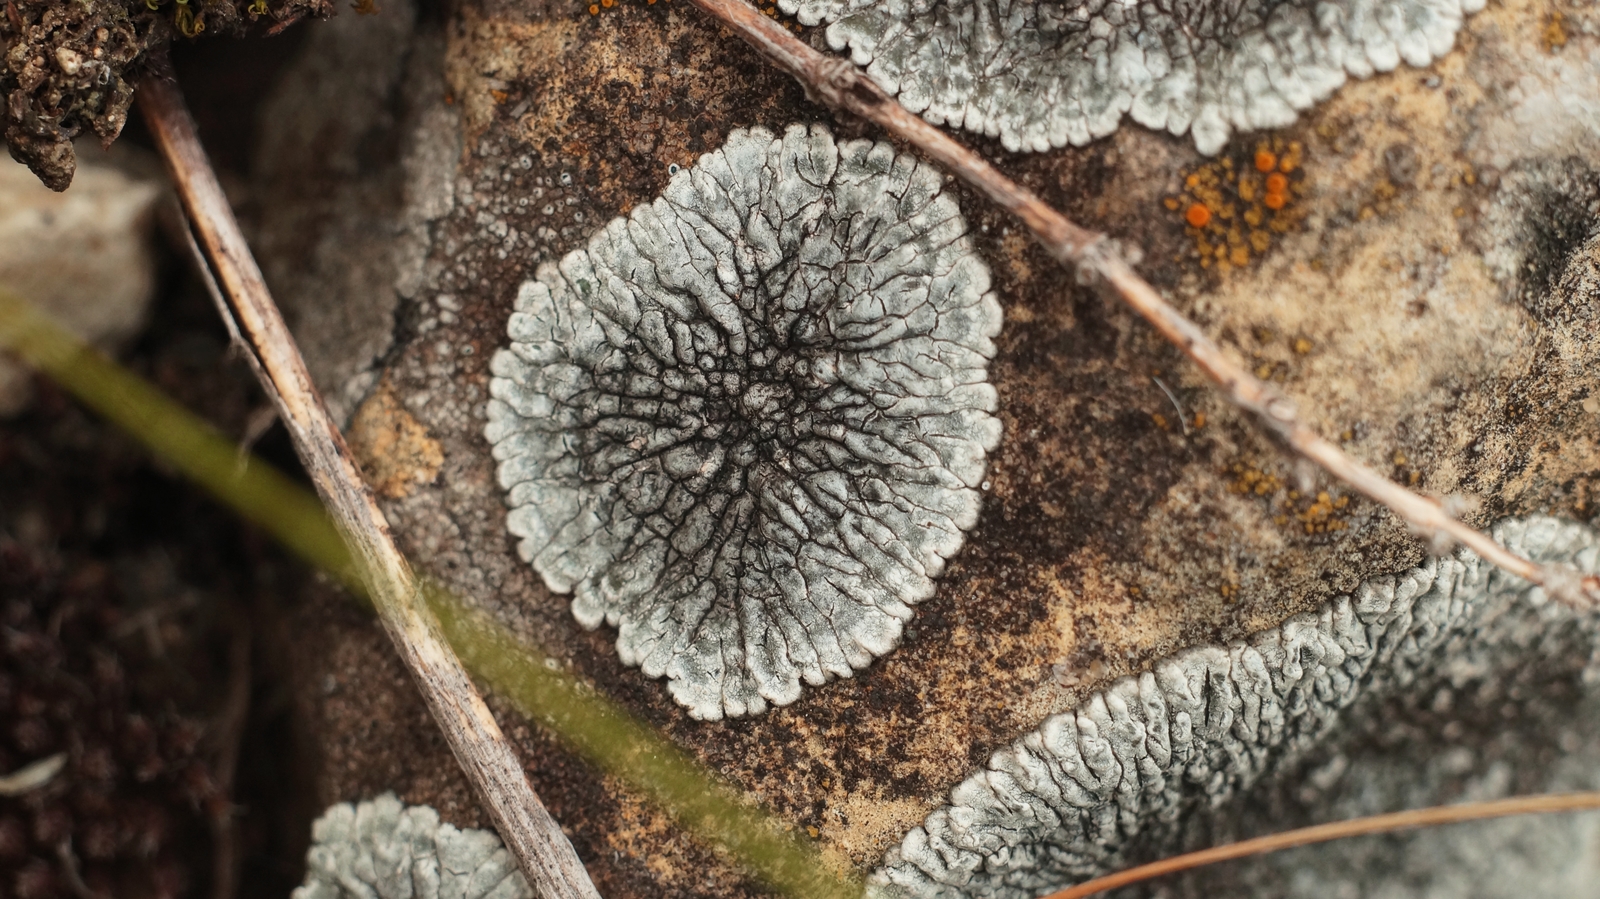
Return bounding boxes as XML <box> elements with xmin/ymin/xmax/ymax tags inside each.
<box><xmin>486</xmin><ymin>124</ymin><xmax>1003</xmax><ymax>720</ymax></box>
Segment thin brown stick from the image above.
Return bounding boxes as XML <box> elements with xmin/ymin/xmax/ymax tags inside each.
<box><xmin>1040</xmin><ymin>790</ymin><xmax>1600</xmax><ymax>899</ymax></box>
<box><xmin>136</xmin><ymin>65</ymin><xmax>603</xmax><ymax>899</ymax></box>
<box><xmin>688</xmin><ymin>0</ymin><xmax>1600</xmax><ymax>609</ymax></box>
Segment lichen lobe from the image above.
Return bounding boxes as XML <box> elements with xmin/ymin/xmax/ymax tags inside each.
<box><xmin>486</xmin><ymin>124</ymin><xmax>1003</xmax><ymax>720</ymax></box>
<box><xmin>874</xmin><ymin>517</ymin><xmax>1600</xmax><ymax>899</ymax></box>
<box><xmin>782</xmin><ymin>0</ymin><xmax>1485</xmax><ymax>154</ymax></box>
<box><xmin>295</xmin><ymin>793</ymin><xmax>532</xmax><ymax>899</ymax></box>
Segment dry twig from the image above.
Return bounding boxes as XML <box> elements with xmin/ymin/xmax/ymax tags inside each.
<box><xmin>1041</xmin><ymin>790</ymin><xmax>1600</xmax><ymax>898</ymax></box>
<box><xmin>136</xmin><ymin>65</ymin><xmax>602</xmax><ymax>899</ymax></box>
<box><xmin>686</xmin><ymin>0</ymin><xmax>1600</xmax><ymax>609</ymax></box>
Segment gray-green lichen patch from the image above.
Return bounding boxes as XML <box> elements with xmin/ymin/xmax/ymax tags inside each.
<box><xmin>485</xmin><ymin>124</ymin><xmax>1003</xmax><ymax>720</ymax></box>
<box><xmin>875</xmin><ymin>516</ymin><xmax>1600</xmax><ymax>898</ymax></box>
<box><xmin>295</xmin><ymin>793</ymin><xmax>532</xmax><ymax>899</ymax></box>
<box><xmin>779</xmin><ymin>0</ymin><xmax>1485</xmax><ymax>154</ymax></box>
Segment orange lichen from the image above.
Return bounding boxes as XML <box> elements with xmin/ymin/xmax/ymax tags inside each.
<box><xmin>1169</xmin><ymin>135</ymin><xmax>1307</xmax><ymax>274</ymax></box>
<box><xmin>1278</xmin><ymin>141</ymin><xmax>1303</xmax><ymax>173</ymax></box>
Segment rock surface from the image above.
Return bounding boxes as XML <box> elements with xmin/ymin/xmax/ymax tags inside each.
<box><xmin>249</xmin><ymin>0</ymin><xmax>1600</xmax><ymax>896</ymax></box>
<box><xmin>0</xmin><ymin>145</ymin><xmax>162</xmax><ymax>414</ymax></box>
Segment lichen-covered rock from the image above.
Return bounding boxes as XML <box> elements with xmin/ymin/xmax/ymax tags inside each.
<box><xmin>248</xmin><ymin>0</ymin><xmax>1600</xmax><ymax>896</ymax></box>
<box><xmin>295</xmin><ymin>794</ymin><xmax>532</xmax><ymax>899</ymax></box>
<box><xmin>780</xmin><ymin>0</ymin><xmax>1485</xmax><ymax>154</ymax></box>
<box><xmin>486</xmin><ymin>124</ymin><xmax>1002</xmax><ymax>719</ymax></box>
<box><xmin>875</xmin><ymin>516</ymin><xmax>1600</xmax><ymax>898</ymax></box>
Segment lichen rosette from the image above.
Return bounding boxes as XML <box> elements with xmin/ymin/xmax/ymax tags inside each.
<box><xmin>486</xmin><ymin>124</ymin><xmax>1003</xmax><ymax>720</ymax></box>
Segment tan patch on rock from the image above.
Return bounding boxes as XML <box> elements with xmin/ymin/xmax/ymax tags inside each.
<box><xmin>346</xmin><ymin>383</ymin><xmax>445</xmax><ymax>499</ymax></box>
<box><xmin>598</xmin><ymin>777</ymin><xmax>753</xmax><ymax>890</ymax></box>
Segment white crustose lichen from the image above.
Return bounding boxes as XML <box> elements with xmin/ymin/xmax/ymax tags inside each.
<box><xmin>873</xmin><ymin>516</ymin><xmax>1600</xmax><ymax>899</ymax></box>
<box><xmin>486</xmin><ymin>124</ymin><xmax>1003</xmax><ymax>720</ymax></box>
<box><xmin>779</xmin><ymin>0</ymin><xmax>1486</xmax><ymax>154</ymax></box>
<box><xmin>294</xmin><ymin>794</ymin><xmax>531</xmax><ymax>899</ymax></box>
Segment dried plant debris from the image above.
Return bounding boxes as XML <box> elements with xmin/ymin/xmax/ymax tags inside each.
<box><xmin>295</xmin><ymin>794</ymin><xmax>532</xmax><ymax>899</ymax></box>
<box><xmin>486</xmin><ymin>123</ymin><xmax>1003</xmax><ymax>720</ymax></box>
<box><xmin>874</xmin><ymin>516</ymin><xmax>1600</xmax><ymax>899</ymax></box>
<box><xmin>780</xmin><ymin>0</ymin><xmax>1485</xmax><ymax>154</ymax></box>
<box><xmin>1</xmin><ymin>0</ymin><xmax>334</xmax><ymax>190</ymax></box>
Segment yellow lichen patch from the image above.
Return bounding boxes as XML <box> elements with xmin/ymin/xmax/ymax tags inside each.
<box><xmin>588</xmin><ymin>0</ymin><xmax>666</xmax><ymax>16</ymax></box>
<box><xmin>346</xmin><ymin>383</ymin><xmax>445</xmax><ymax>499</ymax></box>
<box><xmin>1291</xmin><ymin>490</ymin><xmax>1351</xmax><ymax>535</ymax></box>
<box><xmin>1169</xmin><ymin>135</ymin><xmax>1308</xmax><ymax>274</ymax></box>
<box><xmin>1228</xmin><ymin>461</ymin><xmax>1284</xmax><ymax>497</ymax></box>
<box><xmin>1544</xmin><ymin>10</ymin><xmax>1569</xmax><ymax>50</ymax></box>
<box><xmin>1231</xmin><ymin>461</ymin><xmax>1354</xmax><ymax>536</ymax></box>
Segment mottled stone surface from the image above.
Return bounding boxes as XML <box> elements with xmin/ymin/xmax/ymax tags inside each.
<box><xmin>250</xmin><ymin>0</ymin><xmax>1600</xmax><ymax>895</ymax></box>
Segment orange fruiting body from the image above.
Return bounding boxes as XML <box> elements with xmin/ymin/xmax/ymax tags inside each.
<box><xmin>1265</xmin><ymin>172</ymin><xmax>1288</xmax><ymax>194</ymax></box>
<box><xmin>1255</xmin><ymin>149</ymin><xmax>1277</xmax><ymax>172</ymax></box>
<box><xmin>1185</xmin><ymin>203</ymin><xmax>1212</xmax><ymax>228</ymax></box>
<box><xmin>1263</xmin><ymin>191</ymin><xmax>1286</xmax><ymax>211</ymax></box>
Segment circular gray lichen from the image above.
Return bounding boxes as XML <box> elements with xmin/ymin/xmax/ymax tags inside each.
<box><xmin>779</xmin><ymin>0</ymin><xmax>1485</xmax><ymax>154</ymax></box>
<box><xmin>294</xmin><ymin>794</ymin><xmax>532</xmax><ymax>899</ymax></box>
<box><xmin>485</xmin><ymin>124</ymin><xmax>1003</xmax><ymax>720</ymax></box>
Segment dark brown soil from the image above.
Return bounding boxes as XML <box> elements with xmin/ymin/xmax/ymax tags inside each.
<box><xmin>2</xmin><ymin>36</ymin><xmax>323</xmax><ymax>891</ymax></box>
